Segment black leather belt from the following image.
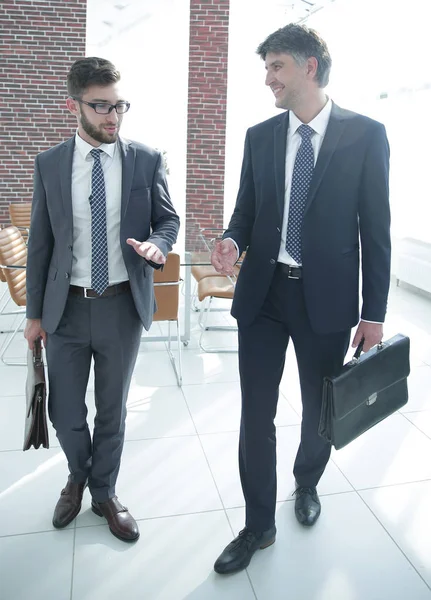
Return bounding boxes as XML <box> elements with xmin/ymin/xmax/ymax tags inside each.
<box><xmin>69</xmin><ymin>281</ymin><xmax>130</xmax><ymax>298</ymax></box>
<box><xmin>277</xmin><ymin>263</ymin><xmax>303</xmax><ymax>279</ymax></box>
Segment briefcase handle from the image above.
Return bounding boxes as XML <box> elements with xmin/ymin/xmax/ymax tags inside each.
<box><xmin>33</xmin><ymin>337</ymin><xmax>43</xmax><ymax>368</ymax></box>
<box><xmin>352</xmin><ymin>337</ymin><xmax>384</xmax><ymax>363</ymax></box>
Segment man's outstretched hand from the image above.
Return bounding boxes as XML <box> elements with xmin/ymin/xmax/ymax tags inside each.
<box><xmin>126</xmin><ymin>239</ymin><xmax>166</xmax><ymax>265</ymax></box>
<box><xmin>211</xmin><ymin>239</ymin><xmax>237</xmax><ymax>276</ymax></box>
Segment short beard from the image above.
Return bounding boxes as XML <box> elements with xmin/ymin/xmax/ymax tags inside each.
<box><xmin>80</xmin><ymin>110</ymin><xmax>119</xmax><ymax>145</ymax></box>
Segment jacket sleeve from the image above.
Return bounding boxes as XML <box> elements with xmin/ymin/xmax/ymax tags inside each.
<box><xmin>146</xmin><ymin>151</ymin><xmax>180</xmax><ymax>269</ymax></box>
<box><xmin>26</xmin><ymin>155</ymin><xmax>54</xmax><ymax>319</ymax></box>
<box><xmin>359</xmin><ymin>122</ymin><xmax>391</xmax><ymax>322</ymax></box>
<box><xmin>223</xmin><ymin>130</ymin><xmax>256</xmax><ymax>254</ymax></box>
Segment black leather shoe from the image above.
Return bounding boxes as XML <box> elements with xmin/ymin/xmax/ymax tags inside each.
<box><xmin>214</xmin><ymin>526</ymin><xmax>276</xmax><ymax>574</ymax></box>
<box><xmin>294</xmin><ymin>486</ymin><xmax>321</xmax><ymax>526</ymax></box>
<box><xmin>52</xmin><ymin>476</ymin><xmax>87</xmax><ymax>528</ymax></box>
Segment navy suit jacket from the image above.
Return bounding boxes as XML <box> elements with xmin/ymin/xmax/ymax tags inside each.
<box><xmin>26</xmin><ymin>137</ymin><xmax>180</xmax><ymax>334</ymax></box>
<box><xmin>224</xmin><ymin>103</ymin><xmax>391</xmax><ymax>334</ymax></box>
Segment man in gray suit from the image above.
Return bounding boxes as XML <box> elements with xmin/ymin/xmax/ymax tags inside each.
<box><xmin>24</xmin><ymin>57</ymin><xmax>179</xmax><ymax>542</ymax></box>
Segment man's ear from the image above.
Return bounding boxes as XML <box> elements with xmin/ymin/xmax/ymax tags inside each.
<box><xmin>306</xmin><ymin>56</ymin><xmax>318</xmax><ymax>80</ymax></box>
<box><xmin>66</xmin><ymin>97</ymin><xmax>79</xmax><ymax>116</ymax></box>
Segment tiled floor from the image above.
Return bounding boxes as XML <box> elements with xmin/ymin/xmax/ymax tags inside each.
<box><xmin>1</xmin><ymin>280</ymin><xmax>431</xmax><ymax>599</ymax></box>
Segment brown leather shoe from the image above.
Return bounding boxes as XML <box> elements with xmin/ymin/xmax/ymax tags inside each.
<box><xmin>91</xmin><ymin>496</ymin><xmax>140</xmax><ymax>542</ymax></box>
<box><xmin>52</xmin><ymin>477</ymin><xmax>86</xmax><ymax>528</ymax></box>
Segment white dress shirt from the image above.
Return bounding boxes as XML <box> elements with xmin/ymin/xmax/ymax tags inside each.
<box><xmin>70</xmin><ymin>132</ymin><xmax>128</xmax><ymax>287</ymax></box>
<box><xmin>278</xmin><ymin>98</ymin><xmax>332</xmax><ymax>265</ymax></box>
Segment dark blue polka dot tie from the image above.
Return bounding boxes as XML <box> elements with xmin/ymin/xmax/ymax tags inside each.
<box><xmin>89</xmin><ymin>149</ymin><xmax>109</xmax><ymax>295</ymax></box>
<box><xmin>285</xmin><ymin>124</ymin><xmax>315</xmax><ymax>264</ymax></box>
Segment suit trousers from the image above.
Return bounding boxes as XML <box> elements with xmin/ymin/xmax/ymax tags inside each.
<box><xmin>45</xmin><ymin>287</ymin><xmax>143</xmax><ymax>502</ymax></box>
<box><xmin>238</xmin><ymin>266</ymin><xmax>350</xmax><ymax>531</ymax></box>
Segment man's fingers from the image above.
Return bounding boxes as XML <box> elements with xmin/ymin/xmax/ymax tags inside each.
<box><xmin>126</xmin><ymin>239</ymin><xmax>165</xmax><ymax>263</ymax></box>
<box><xmin>126</xmin><ymin>238</ymin><xmax>139</xmax><ymax>249</ymax></box>
<box><xmin>351</xmin><ymin>331</ymin><xmax>362</xmax><ymax>348</ymax></box>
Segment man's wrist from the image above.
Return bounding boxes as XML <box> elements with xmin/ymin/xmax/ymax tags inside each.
<box><xmin>223</xmin><ymin>237</ymin><xmax>239</xmax><ymax>260</ymax></box>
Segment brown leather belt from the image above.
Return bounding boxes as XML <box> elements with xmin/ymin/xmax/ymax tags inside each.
<box><xmin>277</xmin><ymin>263</ymin><xmax>303</xmax><ymax>279</ymax></box>
<box><xmin>69</xmin><ymin>281</ymin><xmax>130</xmax><ymax>299</ymax></box>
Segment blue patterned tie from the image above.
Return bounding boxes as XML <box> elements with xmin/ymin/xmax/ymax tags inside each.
<box><xmin>89</xmin><ymin>149</ymin><xmax>109</xmax><ymax>295</ymax></box>
<box><xmin>285</xmin><ymin>124</ymin><xmax>315</xmax><ymax>264</ymax></box>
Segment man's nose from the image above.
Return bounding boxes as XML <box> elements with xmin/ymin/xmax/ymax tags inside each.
<box><xmin>106</xmin><ymin>109</ymin><xmax>119</xmax><ymax>123</ymax></box>
<box><xmin>265</xmin><ymin>71</ymin><xmax>274</xmax><ymax>86</ymax></box>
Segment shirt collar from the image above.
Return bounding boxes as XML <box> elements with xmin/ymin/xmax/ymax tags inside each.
<box><xmin>74</xmin><ymin>131</ymin><xmax>117</xmax><ymax>160</ymax></box>
<box><xmin>288</xmin><ymin>98</ymin><xmax>332</xmax><ymax>138</ymax></box>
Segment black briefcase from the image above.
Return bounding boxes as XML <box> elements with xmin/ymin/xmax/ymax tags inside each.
<box><xmin>23</xmin><ymin>337</ymin><xmax>49</xmax><ymax>450</ymax></box>
<box><xmin>318</xmin><ymin>333</ymin><xmax>410</xmax><ymax>450</ymax></box>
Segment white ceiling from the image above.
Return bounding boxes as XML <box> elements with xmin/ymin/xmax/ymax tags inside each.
<box><xmin>87</xmin><ymin>0</ymin><xmax>334</xmax><ymax>48</ymax></box>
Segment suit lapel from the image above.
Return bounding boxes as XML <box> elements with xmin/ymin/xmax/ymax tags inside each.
<box><xmin>59</xmin><ymin>137</ymin><xmax>75</xmax><ymax>223</ymax></box>
<box><xmin>119</xmin><ymin>138</ymin><xmax>135</xmax><ymax>218</ymax></box>
<box><xmin>274</xmin><ymin>112</ymin><xmax>289</xmax><ymax>220</ymax></box>
<box><xmin>304</xmin><ymin>103</ymin><xmax>346</xmax><ymax>215</ymax></box>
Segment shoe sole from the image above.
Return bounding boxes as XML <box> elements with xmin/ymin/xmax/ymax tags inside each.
<box><xmin>214</xmin><ymin>537</ymin><xmax>276</xmax><ymax>575</ymax></box>
<box><xmin>91</xmin><ymin>504</ymin><xmax>140</xmax><ymax>543</ymax></box>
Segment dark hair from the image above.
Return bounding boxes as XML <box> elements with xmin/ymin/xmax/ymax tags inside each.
<box><xmin>67</xmin><ymin>57</ymin><xmax>121</xmax><ymax>97</ymax></box>
<box><xmin>257</xmin><ymin>24</ymin><xmax>332</xmax><ymax>87</ymax></box>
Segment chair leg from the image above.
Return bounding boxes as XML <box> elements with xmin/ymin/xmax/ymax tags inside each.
<box><xmin>166</xmin><ymin>320</ymin><xmax>183</xmax><ymax>387</ymax></box>
<box><xmin>0</xmin><ymin>313</ymin><xmax>26</xmax><ymax>366</ymax></box>
<box><xmin>0</xmin><ymin>285</ymin><xmax>10</xmax><ymax>312</ymax></box>
<box><xmin>198</xmin><ymin>297</ymin><xmax>237</xmax><ymax>353</ymax></box>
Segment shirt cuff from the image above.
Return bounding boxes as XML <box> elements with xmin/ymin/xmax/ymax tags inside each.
<box><xmin>361</xmin><ymin>319</ymin><xmax>384</xmax><ymax>324</ymax></box>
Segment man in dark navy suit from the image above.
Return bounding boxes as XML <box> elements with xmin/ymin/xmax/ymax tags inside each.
<box><xmin>211</xmin><ymin>24</ymin><xmax>390</xmax><ymax>574</ymax></box>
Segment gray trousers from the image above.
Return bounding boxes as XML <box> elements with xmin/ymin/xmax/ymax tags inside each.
<box><xmin>46</xmin><ymin>288</ymin><xmax>143</xmax><ymax>502</ymax></box>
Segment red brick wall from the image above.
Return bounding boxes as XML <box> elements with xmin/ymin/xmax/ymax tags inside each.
<box><xmin>0</xmin><ymin>0</ymin><xmax>87</xmax><ymax>224</ymax></box>
<box><xmin>185</xmin><ymin>0</ymin><xmax>230</xmax><ymax>251</ymax></box>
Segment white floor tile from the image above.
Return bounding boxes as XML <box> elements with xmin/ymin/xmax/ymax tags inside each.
<box><xmin>180</xmin><ymin>352</ymin><xmax>240</xmax><ymax>385</ymax></box>
<box><xmin>403</xmin><ymin>410</ymin><xmax>431</xmax><ymax>439</ymax></box>
<box><xmin>0</xmin><ymin>530</ymin><xmax>74</xmax><ymax>600</ymax></box>
<box><xmin>131</xmin><ymin>351</ymin><xmax>179</xmax><ymax>388</ymax></box>
<box><xmin>76</xmin><ymin>436</ymin><xmax>222</xmax><ymax>527</ymax></box>
<box><xmin>182</xmin><ymin>380</ymin><xmax>300</xmax><ymax>435</ymax></box>
<box><xmin>72</xmin><ymin>512</ymin><xmax>255</xmax><ymax>600</ymax></box>
<box><xmin>200</xmin><ymin>426</ymin><xmax>352</xmax><ymax>509</ymax></box>
<box><xmin>400</xmin><ymin>364</ymin><xmax>431</xmax><ymax>412</ymax></box>
<box><xmin>125</xmin><ymin>385</ymin><xmax>196</xmax><ymax>439</ymax></box>
<box><xmin>0</xmin><ymin>365</ymin><xmax>28</xmax><ymax>397</ymax></box>
<box><xmin>0</xmin><ymin>447</ymin><xmax>69</xmax><ymax>536</ymax></box>
<box><xmin>226</xmin><ymin>493</ymin><xmax>431</xmax><ymax>600</ymax></box>
<box><xmin>331</xmin><ymin>413</ymin><xmax>431</xmax><ymax>489</ymax></box>
<box><xmin>360</xmin><ymin>481</ymin><xmax>431</xmax><ymax>588</ymax></box>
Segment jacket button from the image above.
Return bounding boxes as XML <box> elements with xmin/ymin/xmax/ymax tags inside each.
<box><xmin>270</xmin><ymin>259</ymin><xmax>276</xmax><ymax>265</ymax></box>
<box><xmin>277</xmin><ymin>227</ymin><xmax>281</xmax><ymax>233</ymax></box>
<box><xmin>65</xmin><ymin>273</ymin><xmax>70</xmax><ymax>279</ymax></box>
<box><xmin>68</xmin><ymin>245</ymin><xmax>72</xmax><ymax>251</ymax></box>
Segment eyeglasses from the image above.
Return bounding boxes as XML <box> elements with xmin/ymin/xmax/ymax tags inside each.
<box><xmin>71</xmin><ymin>97</ymin><xmax>131</xmax><ymax>114</ymax></box>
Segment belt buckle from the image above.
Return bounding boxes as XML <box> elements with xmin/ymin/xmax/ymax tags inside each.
<box><xmin>288</xmin><ymin>267</ymin><xmax>300</xmax><ymax>280</ymax></box>
<box><xmin>83</xmin><ymin>287</ymin><xmax>95</xmax><ymax>299</ymax></box>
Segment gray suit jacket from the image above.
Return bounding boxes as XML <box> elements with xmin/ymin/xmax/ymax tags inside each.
<box><xmin>26</xmin><ymin>136</ymin><xmax>180</xmax><ymax>334</ymax></box>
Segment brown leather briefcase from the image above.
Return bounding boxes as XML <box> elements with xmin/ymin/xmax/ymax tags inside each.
<box><xmin>23</xmin><ymin>337</ymin><xmax>49</xmax><ymax>450</ymax></box>
<box><xmin>319</xmin><ymin>334</ymin><xmax>410</xmax><ymax>450</ymax></box>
